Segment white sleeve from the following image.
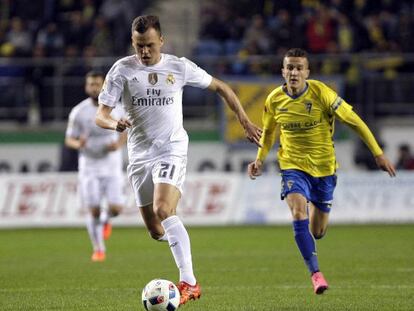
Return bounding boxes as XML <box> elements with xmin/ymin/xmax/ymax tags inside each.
<box><xmin>65</xmin><ymin>108</ymin><xmax>81</xmax><ymax>138</ymax></box>
<box><xmin>98</xmin><ymin>63</ymin><xmax>125</xmax><ymax>107</ymax></box>
<box><xmin>182</xmin><ymin>57</ymin><xmax>213</xmax><ymax>89</ymax></box>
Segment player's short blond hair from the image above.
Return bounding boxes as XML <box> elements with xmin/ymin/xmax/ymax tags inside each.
<box><xmin>131</xmin><ymin>15</ymin><xmax>161</xmax><ymax>36</ymax></box>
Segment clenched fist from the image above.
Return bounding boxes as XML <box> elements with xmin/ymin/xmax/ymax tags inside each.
<box><xmin>115</xmin><ymin>118</ymin><xmax>132</xmax><ymax>132</ymax></box>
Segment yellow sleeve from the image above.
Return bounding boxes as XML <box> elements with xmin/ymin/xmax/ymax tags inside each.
<box><xmin>334</xmin><ymin>100</ymin><xmax>383</xmax><ymax>156</ymax></box>
<box><xmin>311</xmin><ymin>80</ymin><xmax>338</xmax><ymax>110</ymax></box>
<box><xmin>257</xmin><ymin>97</ymin><xmax>279</xmax><ymax>161</ymax></box>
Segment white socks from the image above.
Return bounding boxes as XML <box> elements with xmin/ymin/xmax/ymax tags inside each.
<box><xmin>161</xmin><ymin>216</ymin><xmax>196</xmax><ymax>285</ymax></box>
<box><xmin>86</xmin><ymin>214</ymin><xmax>105</xmax><ymax>253</ymax></box>
<box><xmin>99</xmin><ymin>209</ymin><xmax>109</xmax><ymax>224</ymax></box>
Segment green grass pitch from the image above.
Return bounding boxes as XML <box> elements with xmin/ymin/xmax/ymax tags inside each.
<box><xmin>1</xmin><ymin>225</ymin><xmax>413</xmax><ymax>310</ymax></box>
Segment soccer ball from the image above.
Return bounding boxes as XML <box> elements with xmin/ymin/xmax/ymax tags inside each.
<box><xmin>141</xmin><ymin>279</ymin><xmax>180</xmax><ymax>311</ymax></box>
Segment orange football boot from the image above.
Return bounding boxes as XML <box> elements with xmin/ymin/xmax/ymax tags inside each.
<box><xmin>103</xmin><ymin>223</ymin><xmax>112</xmax><ymax>240</ymax></box>
<box><xmin>177</xmin><ymin>281</ymin><xmax>201</xmax><ymax>305</ymax></box>
<box><xmin>91</xmin><ymin>251</ymin><xmax>106</xmax><ymax>262</ymax></box>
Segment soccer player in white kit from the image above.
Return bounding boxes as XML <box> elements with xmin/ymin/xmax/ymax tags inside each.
<box><xmin>65</xmin><ymin>71</ymin><xmax>127</xmax><ymax>262</ymax></box>
<box><xmin>96</xmin><ymin>15</ymin><xmax>262</xmax><ymax>305</ymax></box>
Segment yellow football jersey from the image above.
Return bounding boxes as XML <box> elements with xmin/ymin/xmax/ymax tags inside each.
<box><xmin>258</xmin><ymin>79</ymin><xmax>382</xmax><ymax>177</ymax></box>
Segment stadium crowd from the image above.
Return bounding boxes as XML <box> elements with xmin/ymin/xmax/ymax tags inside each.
<box><xmin>195</xmin><ymin>0</ymin><xmax>414</xmax><ymax>74</ymax></box>
<box><xmin>193</xmin><ymin>0</ymin><xmax>414</xmax><ymax>121</ymax></box>
<box><xmin>0</xmin><ymin>0</ymin><xmax>413</xmax><ymax>122</ymax></box>
<box><xmin>198</xmin><ymin>0</ymin><xmax>414</xmax><ymax>54</ymax></box>
<box><xmin>0</xmin><ymin>0</ymin><xmax>150</xmax><ymax>58</ymax></box>
<box><xmin>0</xmin><ymin>0</ymin><xmax>413</xmax><ymax>59</ymax></box>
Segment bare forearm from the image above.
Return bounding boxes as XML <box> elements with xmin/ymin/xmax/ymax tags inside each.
<box><xmin>96</xmin><ymin>103</ymin><xmax>117</xmax><ymax>130</ymax></box>
<box><xmin>65</xmin><ymin>137</ymin><xmax>82</xmax><ymax>150</ymax></box>
<box><xmin>96</xmin><ymin>113</ymin><xmax>117</xmax><ymax>130</ymax></box>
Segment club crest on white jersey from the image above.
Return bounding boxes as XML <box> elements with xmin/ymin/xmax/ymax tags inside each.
<box><xmin>148</xmin><ymin>73</ymin><xmax>158</xmax><ymax>85</ymax></box>
<box><xmin>166</xmin><ymin>73</ymin><xmax>175</xmax><ymax>85</ymax></box>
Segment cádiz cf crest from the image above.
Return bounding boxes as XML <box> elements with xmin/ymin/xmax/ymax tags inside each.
<box><xmin>304</xmin><ymin>101</ymin><xmax>312</xmax><ymax>113</ymax></box>
<box><xmin>148</xmin><ymin>73</ymin><xmax>158</xmax><ymax>85</ymax></box>
<box><xmin>166</xmin><ymin>73</ymin><xmax>175</xmax><ymax>85</ymax></box>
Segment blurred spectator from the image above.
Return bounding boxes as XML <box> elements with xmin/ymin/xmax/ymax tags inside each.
<box><xmin>268</xmin><ymin>9</ymin><xmax>298</xmax><ymax>54</ymax></box>
<box><xmin>305</xmin><ymin>5</ymin><xmax>336</xmax><ymax>53</ymax></box>
<box><xmin>0</xmin><ymin>58</ymin><xmax>27</xmax><ymax>121</ymax></box>
<box><xmin>57</xmin><ymin>0</ymin><xmax>81</xmax><ymax>13</ymax></box>
<box><xmin>336</xmin><ymin>13</ymin><xmax>354</xmax><ymax>53</ymax></box>
<box><xmin>0</xmin><ymin>26</ymin><xmax>12</xmax><ymax>56</ymax></box>
<box><xmin>199</xmin><ymin>7</ymin><xmax>232</xmax><ymax>42</ymax></box>
<box><xmin>62</xmin><ymin>11</ymin><xmax>91</xmax><ymax>50</ymax></box>
<box><xmin>62</xmin><ymin>45</ymin><xmax>86</xmax><ymax>77</ymax></box>
<box><xmin>90</xmin><ymin>17</ymin><xmax>114</xmax><ymax>56</ymax></box>
<box><xmin>81</xmin><ymin>0</ymin><xmax>97</xmax><ymax>23</ymax></box>
<box><xmin>379</xmin><ymin>10</ymin><xmax>399</xmax><ymax>50</ymax></box>
<box><xmin>83</xmin><ymin>45</ymin><xmax>107</xmax><ymax>74</ymax></box>
<box><xmin>365</xmin><ymin>13</ymin><xmax>388</xmax><ymax>52</ymax></box>
<box><xmin>5</xmin><ymin>17</ymin><xmax>33</xmax><ymax>56</ymax></box>
<box><xmin>100</xmin><ymin>0</ymin><xmax>135</xmax><ymax>54</ymax></box>
<box><xmin>352</xmin><ymin>18</ymin><xmax>372</xmax><ymax>52</ymax></box>
<box><xmin>242</xmin><ymin>14</ymin><xmax>271</xmax><ymax>55</ymax></box>
<box><xmin>397</xmin><ymin>11</ymin><xmax>414</xmax><ymax>53</ymax></box>
<box><xmin>395</xmin><ymin>144</ymin><xmax>414</xmax><ymax>170</ymax></box>
<box><xmin>36</xmin><ymin>22</ymin><xmax>65</xmax><ymax>56</ymax></box>
<box><xmin>29</xmin><ymin>44</ymin><xmax>55</xmax><ymax>121</ymax></box>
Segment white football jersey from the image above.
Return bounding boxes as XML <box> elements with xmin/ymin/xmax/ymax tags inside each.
<box><xmin>98</xmin><ymin>53</ymin><xmax>213</xmax><ymax>164</ymax></box>
<box><xmin>66</xmin><ymin>98</ymin><xmax>125</xmax><ymax>176</ymax></box>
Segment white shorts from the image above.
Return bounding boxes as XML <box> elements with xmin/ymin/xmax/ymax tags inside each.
<box><xmin>78</xmin><ymin>173</ymin><xmax>125</xmax><ymax>209</ymax></box>
<box><xmin>127</xmin><ymin>155</ymin><xmax>187</xmax><ymax>207</ymax></box>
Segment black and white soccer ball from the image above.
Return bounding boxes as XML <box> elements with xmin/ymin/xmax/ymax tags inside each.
<box><xmin>141</xmin><ymin>279</ymin><xmax>180</xmax><ymax>311</ymax></box>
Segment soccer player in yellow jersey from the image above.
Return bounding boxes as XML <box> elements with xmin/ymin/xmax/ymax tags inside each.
<box><xmin>248</xmin><ymin>48</ymin><xmax>396</xmax><ymax>295</ymax></box>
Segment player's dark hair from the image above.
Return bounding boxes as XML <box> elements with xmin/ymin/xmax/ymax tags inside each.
<box><xmin>282</xmin><ymin>48</ymin><xmax>309</xmax><ymax>69</ymax></box>
<box><xmin>86</xmin><ymin>70</ymin><xmax>104</xmax><ymax>80</ymax></box>
<box><xmin>284</xmin><ymin>48</ymin><xmax>308</xmax><ymax>59</ymax></box>
<box><xmin>131</xmin><ymin>15</ymin><xmax>161</xmax><ymax>36</ymax></box>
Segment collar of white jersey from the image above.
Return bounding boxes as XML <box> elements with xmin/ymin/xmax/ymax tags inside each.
<box><xmin>135</xmin><ymin>54</ymin><xmax>165</xmax><ymax>68</ymax></box>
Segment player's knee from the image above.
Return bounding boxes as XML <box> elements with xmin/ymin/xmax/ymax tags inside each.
<box><xmin>109</xmin><ymin>206</ymin><xmax>122</xmax><ymax>217</ymax></box>
<box><xmin>312</xmin><ymin>229</ymin><xmax>327</xmax><ymax>240</ymax></box>
<box><xmin>287</xmin><ymin>198</ymin><xmax>308</xmax><ymax>220</ymax></box>
<box><xmin>90</xmin><ymin>207</ymin><xmax>100</xmax><ymax>218</ymax></box>
<box><xmin>290</xmin><ymin>206</ymin><xmax>307</xmax><ymax>220</ymax></box>
<box><xmin>153</xmin><ymin>202</ymin><xmax>173</xmax><ymax>220</ymax></box>
<box><xmin>148</xmin><ymin>229</ymin><xmax>164</xmax><ymax>241</ymax></box>
<box><xmin>313</xmin><ymin>233</ymin><xmax>325</xmax><ymax>240</ymax></box>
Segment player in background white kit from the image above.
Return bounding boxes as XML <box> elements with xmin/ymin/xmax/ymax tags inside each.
<box><xmin>95</xmin><ymin>15</ymin><xmax>262</xmax><ymax>304</ymax></box>
<box><xmin>65</xmin><ymin>71</ymin><xmax>127</xmax><ymax>262</ymax></box>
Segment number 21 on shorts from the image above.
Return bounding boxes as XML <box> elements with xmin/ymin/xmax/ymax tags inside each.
<box><xmin>158</xmin><ymin>163</ymin><xmax>176</xmax><ymax>179</ymax></box>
